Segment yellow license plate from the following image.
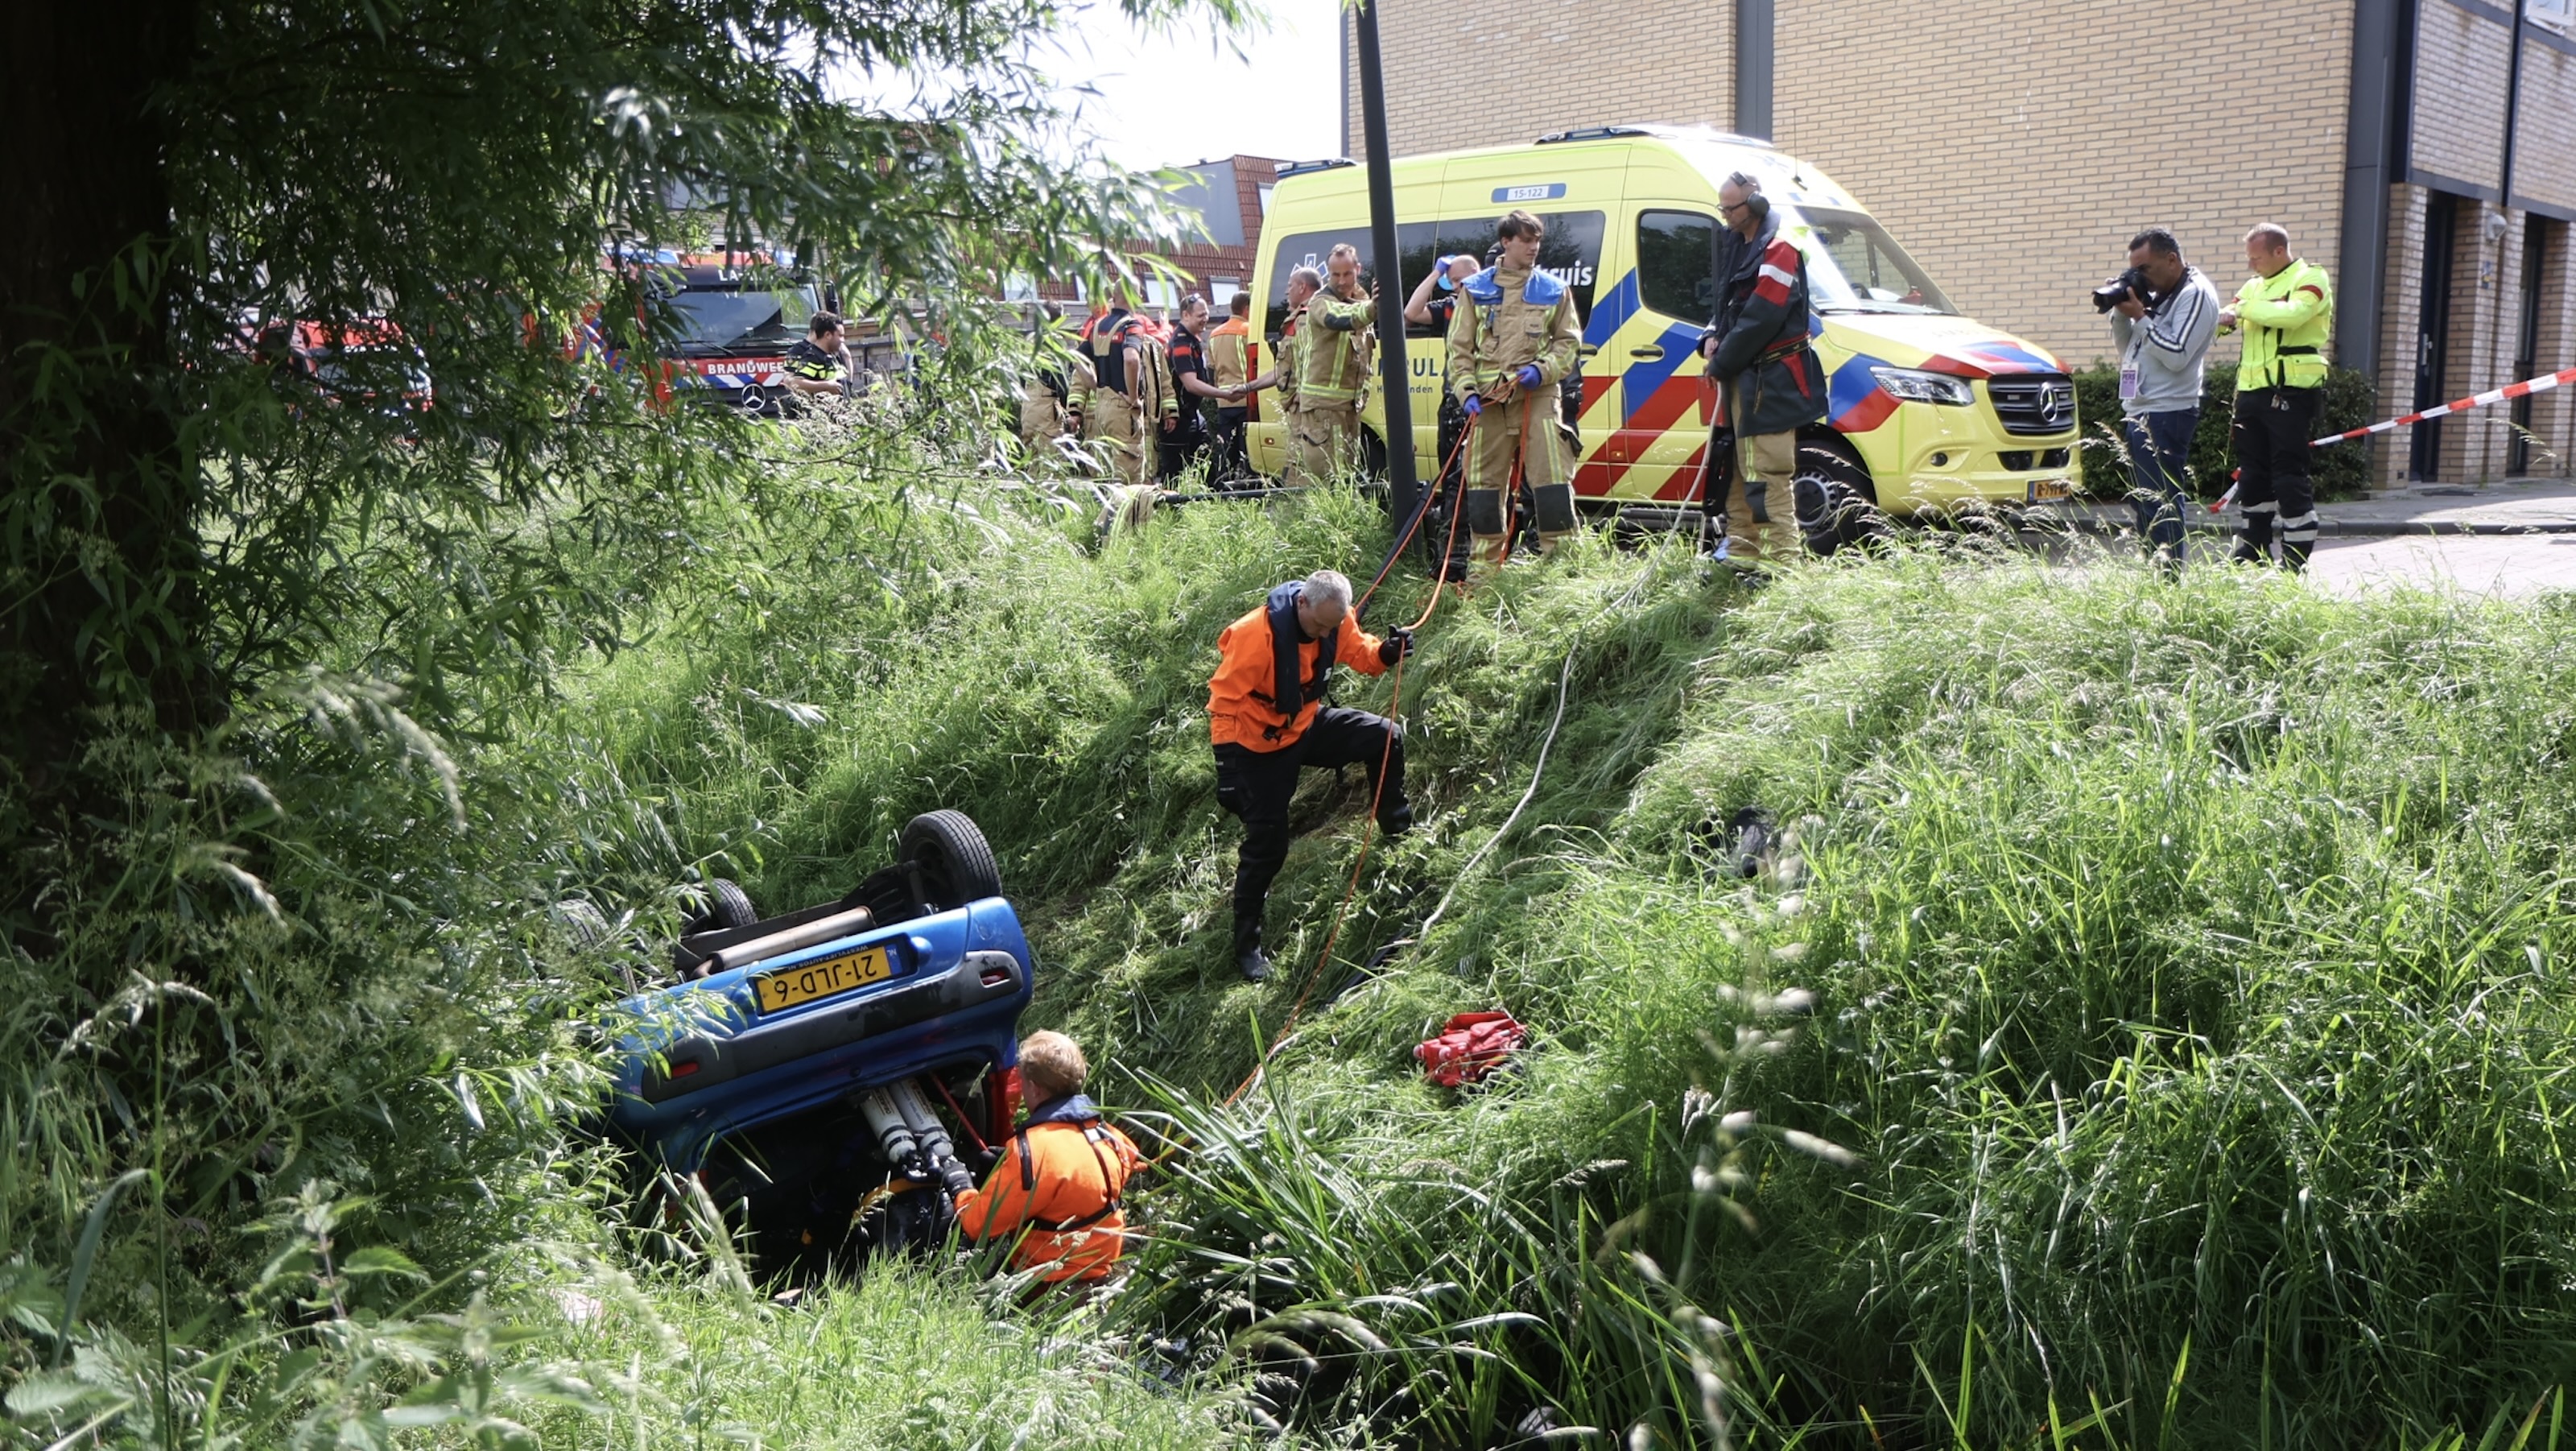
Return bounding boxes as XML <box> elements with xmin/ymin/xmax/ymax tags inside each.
<box><xmin>752</xmin><ymin>944</ymin><xmax>894</xmax><ymax>1014</ymax></box>
<box><xmin>2027</xmin><ymin>478</ymin><xmax>2074</xmax><ymax>503</ymax></box>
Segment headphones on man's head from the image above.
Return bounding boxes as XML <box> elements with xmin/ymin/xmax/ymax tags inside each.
<box><xmin>1726</xmin><ymin>171</ymin><xmax>1770</xmax><ymax>222</ymax></box>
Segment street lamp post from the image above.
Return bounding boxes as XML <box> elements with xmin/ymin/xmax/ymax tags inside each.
<box><xmin>1351</xmin><ymin>0</ymin><xmax>1422</xmax><ymax>549</ymax></box>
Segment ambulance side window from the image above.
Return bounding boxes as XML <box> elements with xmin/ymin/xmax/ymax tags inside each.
<box><xmin>1636</xmin><ymin>210</ymin><xmax>1718</xmax><ymax>322</ymax></box>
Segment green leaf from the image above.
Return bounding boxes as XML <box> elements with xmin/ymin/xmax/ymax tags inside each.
<box><xmin>5</xmin><ymin>1372</ymin><xmax>122</xmax><ymax>1416</ymax></box>
<box><xmin>341</xmin><ymin>1246</ymin><xmax>429</xmax><ymax>1281</ymax></box>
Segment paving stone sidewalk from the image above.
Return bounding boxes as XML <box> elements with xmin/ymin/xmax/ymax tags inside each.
<box><xmin>2033</xmin><ymin>477</ymin><xmax>2576</xmax><ymax>536</ymax></box>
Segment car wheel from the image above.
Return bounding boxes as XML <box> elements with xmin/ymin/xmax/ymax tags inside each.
<box><xmin>900</xmin><ymin>811</ymin><xmax>1004</xmax><ymax>913</ymax></box>
<box><xmin>1790</xmin><ymin>440</ymin><xmax>1892</xmax><ymax>556</ymax></box>
<box><xmin>551</xmin><ymin>899</ymin><xmax>612</xmax><ymax>949</ymax></box>
<box><xmin>700</xmin><ymin>878</ymin><xmax>758</xmax><ymax>932</ymax></box>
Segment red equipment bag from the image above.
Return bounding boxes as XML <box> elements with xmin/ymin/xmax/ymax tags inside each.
<box><xmin>1414</xmin><ymin>1011</ymin><xmax>1529</xmax><ymax>1087</ymax></box>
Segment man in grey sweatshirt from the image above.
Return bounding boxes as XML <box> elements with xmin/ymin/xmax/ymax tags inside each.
<box><xmin>2106</xmin><ymin>228</ymin><xmax>2219</xmax><ymax>573</ymax></box>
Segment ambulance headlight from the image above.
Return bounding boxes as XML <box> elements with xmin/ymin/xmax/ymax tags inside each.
<box><xmin>1869</xmin><ymin>367</ymin><xmax>1976</xmax><ymax>407</ymax></box>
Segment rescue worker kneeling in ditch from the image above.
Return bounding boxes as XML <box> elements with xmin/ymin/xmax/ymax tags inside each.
<box><xmin>1208</xmin><ymin>568</ymin><xmax>1416</xmax><ymax>981</ymax></box>
<box><xmin>952</xmin><ymin>1031</ymin><xmax>1146</xmax><ymax>1288</ymax></box>
<box><xmin>1448</xmin><ymin>209</ymin><xmax>1583</xmax><ymax>581</ymax></box>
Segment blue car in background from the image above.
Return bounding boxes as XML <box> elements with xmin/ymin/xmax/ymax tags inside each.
<box><xmin>604</xmin><ymin>811</ymin><xmax>1033</xmax><ymax>1273</ymax></box>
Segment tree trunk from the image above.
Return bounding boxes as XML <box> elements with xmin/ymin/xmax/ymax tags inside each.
<box><xmin>0</xmin><ymin>0</ymin><xmax>213</xmax><ymax>883</ymax></box>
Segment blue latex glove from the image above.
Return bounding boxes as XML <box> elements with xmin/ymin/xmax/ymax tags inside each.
<box><xmin>1460</xmin><ymin>394</ymin><xmax>1483</xmax><ymax>418</ymax></box>
<box><xmin>1516</xmin><ymin>364</ymin><xmax>1544</xmax><ymax>389</ymax></box>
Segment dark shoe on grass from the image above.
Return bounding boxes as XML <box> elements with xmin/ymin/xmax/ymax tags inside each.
<box><xmin>1231</xmin><ymin>920</ymin><xmax>1272</xmax><ymax>982</ymax></box>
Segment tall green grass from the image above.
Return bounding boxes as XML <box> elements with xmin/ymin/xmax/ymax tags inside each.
<box><xmin>540</xmin><ymin>449</ymin><xmax>2576</xmax><ymax>1447</ymax></box>
<box><xmin>20</xmin><ymin>408</ymin><xmax>2576</xmax><ymax>1447</ymax></box>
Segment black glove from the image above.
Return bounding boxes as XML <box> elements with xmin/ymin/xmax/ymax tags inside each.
<box><xmin>1378</xmin><ymin>628</ymin><xmax>1416</xmax><ymax>666</ymax></box>
<box><xmin>939</xmin><ymin>1155</ymin><xmax>976</xmax><ymax>1198</ymax></box>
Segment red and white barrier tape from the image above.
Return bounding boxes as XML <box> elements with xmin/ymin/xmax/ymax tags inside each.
<box><xmin>2311</xmin><ymin>364</ymin><xmax>2576</xmax><ymax>448</ymax></box>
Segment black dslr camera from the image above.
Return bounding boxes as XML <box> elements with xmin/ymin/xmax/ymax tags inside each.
<box><xmin>2091</xmin><ymin>267</ymin><xmax>2155</xmax><ymax>313</ymax></box>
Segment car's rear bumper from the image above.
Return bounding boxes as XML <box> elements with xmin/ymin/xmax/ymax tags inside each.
<box><xmin>605</xmin><ymin>897</ymin><xmax>1033</xmax><ymax>1171</ymax></box>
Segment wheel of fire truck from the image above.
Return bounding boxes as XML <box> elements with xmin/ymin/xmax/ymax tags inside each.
<box><xmin>898</xmin><ymin>811</ymin><xmax>1004</xmax><ymax>915</ymax></box>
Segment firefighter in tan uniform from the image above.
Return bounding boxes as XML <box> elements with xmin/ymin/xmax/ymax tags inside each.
<box><xmin>1068</xmin><ymin>296</ymin><xmax>1153</xmax><ymax>487</ymax></box>
<box><xmin>1018</xmin><ymin>307</ymin><xmax>1092</xmax><ymax>468</ymax></box>
<box><xmin>1447</xmin><ymin>210</ymin><xmax>1583</xmax><ymax>577</ymax></box>
<box><xmin>1287</xmin><ymin>245</ymin><xmax>1376</xmax><ymax>486</ymax></box>
<box><xmin>1238</xmin><ymin>269</ymin><xmax>1319</xmax><ymax>478</ymax></box>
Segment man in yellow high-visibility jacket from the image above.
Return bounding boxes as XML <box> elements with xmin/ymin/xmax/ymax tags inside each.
<box><xmin>2219</xmin><ymin>224</ymin><xmax>2334</xmax><ymax>571</ymax></box>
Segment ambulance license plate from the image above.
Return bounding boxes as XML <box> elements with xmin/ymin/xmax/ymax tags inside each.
<box><xmin>752</xmin><ymin>944</ymin><xmax>893</xmax><ymax>1014</ymax></box>
<box><xmin>2027</xmin><ymin>478</ymin><xmax>2074</xmax><ymax>503</ymax></box>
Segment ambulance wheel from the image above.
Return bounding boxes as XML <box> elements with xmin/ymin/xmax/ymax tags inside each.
<box><xmin>901</xmin><ymin>811</ymin><xmax>1004</xmax><ymax>912</ymax></box>
<box><xmin>1790</xmin><ymin>441</ymin><xmax>1891</xmax><ymax>557</ymax></box>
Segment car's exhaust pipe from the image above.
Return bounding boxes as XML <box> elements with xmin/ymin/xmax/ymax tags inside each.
<box><xmin>856</xmin><ymin>1080</ymin><xmax>973</xmax><ymax>1196</ymax></box>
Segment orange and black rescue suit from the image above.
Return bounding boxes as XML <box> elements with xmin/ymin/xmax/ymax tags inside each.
<box><xmin>1204</xmin><ymin>581</ymin><xmax>1405</xmax><ymax>955</ymax></box>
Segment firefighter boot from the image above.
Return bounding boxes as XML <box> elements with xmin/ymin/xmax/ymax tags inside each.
<box><xmin>2231</xmin><ymin>508</ymin><xmax>2275</xmax><ymax>565</ymax></box>
<box><xmin>1232</xmin><ymin>916</ymin><xmax>1271</xmax><ymax>983</ymax></box>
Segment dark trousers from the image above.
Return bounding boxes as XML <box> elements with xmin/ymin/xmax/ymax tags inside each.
<box><xmin>1213</xmin><ymin>708</ymin><xmax>1406</xmax><ymax>936</ymax></box>
<box><xmin>2232</xmin><ymin>386</ymin><xmax>2322</xmax><ymax>567</ymax></box>
<box><xmin>1157</xmin><ymin>422</ymin><xmax>1208</xmax><ymax>482</ymax></box>
<box><xmin>1210</xmin><ymin>407</ymin><xmax>1251</xmax><ymax>484</ymax></box>
<box><xmin>2120</xmin><ymin>407</ymin><xmax>2197</xmax><ymax>561</ymax></box>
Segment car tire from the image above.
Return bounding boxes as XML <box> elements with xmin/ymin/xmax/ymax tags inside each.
<box><xmin>701</xmin><ymin>878</ymin><xmax>758</xmax><ymax>932</ymax></box>
<box><xmin>551</xmin><ymin>899</ymin><xmax>612</xmax><ymax>949</ymax></box>
<box><xmin>1790</xmin><ymin>440</ymin><xmax>1892</xmax><ymax>556</ymax></box>
<box><xmin>900</xmin><ymin>810</ymin><xmax>1004</xmax><ymax>913</ymax></box>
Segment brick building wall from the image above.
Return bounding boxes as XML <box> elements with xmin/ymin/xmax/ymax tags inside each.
<box><xmin>2513</xmin><ymin>33</ymin><xmax>2576</xmax><ymax>211</ymax></box>
<box><xmin>1765</xmin><ymin>0</ymin><xmax>2353</xmax><ymax>378</ymax></box>
<box><xmin>2409</xmin><ymin>0</ymin><xmax>2513</xmax><ymax>189</ymax></box>
<box><xmin>1344</xmin><ymin>0</ymin><xmax>1731</xmax><ymax>158</ymax></box>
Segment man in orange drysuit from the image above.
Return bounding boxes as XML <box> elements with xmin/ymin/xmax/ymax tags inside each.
<box><xmin>952</xmin><ymin>1031</ymin><xmax>1146</xmax><ymax>1285</ymax></box>
<box><xmin>1205</xmin><ymin>568</ymin><xmax>1415</xmax><ymax>982</ymax></box>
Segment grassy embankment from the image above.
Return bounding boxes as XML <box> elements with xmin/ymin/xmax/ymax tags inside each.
<box><xmin>548</xmin><ymin>443</ymin><xmax>2576</xmax><ymax>1448</ymax></box>
<box><xmin>14</xmin><ymin>416</ymin><xmax>2576</xmax><ymax>1449</ymax></box>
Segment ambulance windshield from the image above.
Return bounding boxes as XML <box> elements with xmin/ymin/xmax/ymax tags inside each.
<box><xmin>1794</xmin><ymin>209</ymin><xmax>1959</xmax><ymax>316</ymax></box>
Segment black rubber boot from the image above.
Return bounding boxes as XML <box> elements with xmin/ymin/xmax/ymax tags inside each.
<box><xmin>1231</xmin><ymin>918</ymin><xmax>1271</xmax><ymax>982</ymax></box>
<box><xmin>1377</xmin><ymin>799</ymin><xmax>1414</xmax><ymax>837</ymax></box>
<box><xmin>2280</xmin><ymin>536</ymin><xmax>2313</xmax><ymax>573</ymax></box>
<box><xmin>2231</xmin><ymin>512</ymin><xmax>2274</xmax><ymax>565</ymax></box>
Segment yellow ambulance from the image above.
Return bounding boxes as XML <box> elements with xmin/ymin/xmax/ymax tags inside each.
<box><xmin>1244</xmin><ymin>125</ymin><xmax>2080</xmax><ymax>514</ymax></box>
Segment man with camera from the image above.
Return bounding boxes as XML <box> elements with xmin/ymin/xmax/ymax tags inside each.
<box><xmin>2218</xmin><ymin>224</ymin><xmax>2334</xmax><ymax>571</ymax></box>
<box><xmin>2099</xmin><ymin>229</ymin><xmax>2219</xmax><ymax>574</ymax></box>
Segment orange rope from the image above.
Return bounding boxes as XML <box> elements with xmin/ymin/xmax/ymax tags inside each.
<box><xmin>1222</xmin><ymin>420</ymin><xmax>1479</xmax><ymax>1107</ymax></box>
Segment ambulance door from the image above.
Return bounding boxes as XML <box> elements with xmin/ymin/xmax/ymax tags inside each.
<box><xmin>1436</xmin><ymin>146</ymin><xmax>1623</xmax><ymax>490</ymax></box>
<box><xmin>1605</xmin><ymin>205</ymin><xmax>1723</xmax><ymax>502</ymax></box>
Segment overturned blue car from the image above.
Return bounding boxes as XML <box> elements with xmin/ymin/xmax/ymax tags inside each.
<box><xmin>602</xmin><ymin>811</ymin><xmax>1033</xmax><ymax>1272</ymax></box>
